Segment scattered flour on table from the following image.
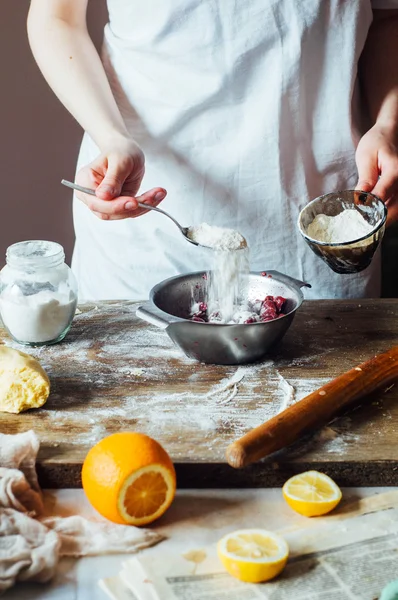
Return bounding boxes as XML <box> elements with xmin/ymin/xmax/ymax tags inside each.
<box><xmin>206</xmin><ymin>365</ymin><xmax>259</xmax><ymax>402</ymax></box>
<box><xmin>276</xmin><ymin>373</ymin><xmax>296</xmax><ymax>411</ymax></box>
<box><xmin>3</xmin><ymin>302</ymin><xmax>361</xmax><ymax>456</ymax></box>
<box><xmin>306</xmin><ymin>209</ymin><xmax>375</xmax><ymax>244</ymax></box>
<box><xmin>313</xmin><ymin>417</ymin><xmax>360</xmax><ymax>454</ymax></box>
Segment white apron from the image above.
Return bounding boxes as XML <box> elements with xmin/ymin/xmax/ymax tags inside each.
<box><xmin>73</xmin><ymin>0</ymin><xmax>386</xmax><ymax>301</ymax></box>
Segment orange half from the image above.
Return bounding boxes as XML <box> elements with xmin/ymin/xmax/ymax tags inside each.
<box><xmin>118</xmin><ymin>464</ymin><xmax>176</xmax><ymax>525</ymax></box>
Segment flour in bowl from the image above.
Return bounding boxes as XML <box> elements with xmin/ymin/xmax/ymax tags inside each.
<box><xmin>188</xmin><ymin>223</ymin><xmax>287</xmax><ymax>324</ymax></box>
<box><xmin>187</xmin><ymin>223</ymin><xmax>247</xmax><ymax>250</ymax></box>
<box><xmin>306</xmin><ymin>209</ymin><xmax>375</xmax><ymax>244</ymax></box>
<box><xmin>189</xmin><ymin>223</ymin><xmax>285</xmax><ymax>324</ymax></box>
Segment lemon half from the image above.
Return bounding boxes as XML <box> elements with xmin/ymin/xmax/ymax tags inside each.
<box><xmin>217</xmin><ymin>529</ymin><xmax>289</xmax><ymax>583</ymax></box>
<box><xmin>283</xmin><ymin>470</ymin><xmax>342</xmax><ymax>517</ymax></box>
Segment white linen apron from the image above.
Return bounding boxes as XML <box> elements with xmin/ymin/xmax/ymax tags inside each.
<box><xmin>73</xmin><ymin>0</ymin><xmax>388</xmax><ymax>300</ymax></box>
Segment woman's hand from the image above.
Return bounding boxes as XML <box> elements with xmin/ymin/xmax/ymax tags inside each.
<box><xmin>75</xmin><ymin>138</ymin><xmax>167</xmax><ymax>220</ymax></box>
<box><xmin>356</xmin><ymin>124</ymin><xmax>398</xmax><ymax>224</ymax></box>
<box><xmin>28</xmin><ymin>1</ymin><xmax>168</xmax><ymax>220</ymax></box>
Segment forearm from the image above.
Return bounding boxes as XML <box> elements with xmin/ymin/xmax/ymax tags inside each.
<box><xmin>360</xmin><ymin>9</ymin><xmax>398</xmax><ymax>135</ymax></box>
<box><xmin>27</xmin><ymin>2</ymin><xmax>129</xmax><ymax>149</ymax></box>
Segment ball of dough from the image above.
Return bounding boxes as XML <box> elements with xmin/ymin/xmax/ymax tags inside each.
<box><xmin>0</xmin><ymin>346</ymin><xmax>50</xmax><ymax>414</ymax></box>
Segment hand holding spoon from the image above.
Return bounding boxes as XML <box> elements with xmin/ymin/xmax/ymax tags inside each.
<box><xmin>61</xmin><ymin>179</ymin><xmax>200</xmax><ymax>247</ymax></box>
<box><xmin>61</xmin><ymin>179</ymin><xmax>246</xmax><ymax>250</ymax></box>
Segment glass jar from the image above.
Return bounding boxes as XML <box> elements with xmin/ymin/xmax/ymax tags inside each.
<box><xmin>0</xmin><ymin>241</ymin><xmax>78</xmax><ymax>346</ymax></box>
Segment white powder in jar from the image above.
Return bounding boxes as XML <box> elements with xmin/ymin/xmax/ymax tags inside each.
<box><xmin>0</xmin><ymin>285</ymin><xmax>77</xmax><ymax>344</ymax></box>
<box><xmin>306</xmin><ymin>209</ymin><xmax>375</xmax><ymax>244</ymax></box>
<box><xmin>187</xmin><ymin>223</ymin><xmax>247</xmax><ymax>250</ymax></box>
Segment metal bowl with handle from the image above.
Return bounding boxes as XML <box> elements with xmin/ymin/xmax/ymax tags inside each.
<box><xmin>136</xmin><ymin>271</ymin><xmax>310</xmax><ymax>365</ymax></box>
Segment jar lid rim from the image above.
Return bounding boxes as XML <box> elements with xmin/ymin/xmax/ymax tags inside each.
<box><xmin>6</xmin><ymin>241</ymin><xmax>65</xmax><ymax>267</ymax></box>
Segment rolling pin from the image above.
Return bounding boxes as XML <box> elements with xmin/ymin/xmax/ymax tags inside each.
<box><xmin>226</xmin><ymin>346</ymin><xmax>398</xmax><ymax>469</ymax></box>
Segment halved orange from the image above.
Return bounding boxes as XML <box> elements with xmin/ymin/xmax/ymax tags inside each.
<box><xmin>81</xmin><ymin>432</ymin><xmax>176</xmax><ymax>526</ymax></box>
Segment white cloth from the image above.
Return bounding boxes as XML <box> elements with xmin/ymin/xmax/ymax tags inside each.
<box><xmin>72</xmin><ymin>0</ymin><xmax>394</xmax><ymax>301</ymax></box>
<box><xmin>0</xmin><ymin>431</ymin><xmax>163</xmax><ymax>594</ymax></box>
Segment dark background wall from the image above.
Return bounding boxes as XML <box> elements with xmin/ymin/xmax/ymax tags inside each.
<box><xmin>0</xmin><ymin>0</ymin><xmax>108</xmax><ymax>267</ymax></box>
<box><xmin>382</xmin><ymin>226</ymin><xmax>398</xmax><ymax>297</ymax></box>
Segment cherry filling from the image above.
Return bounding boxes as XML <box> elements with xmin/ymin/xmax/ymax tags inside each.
<box><xmin>190</xmin><ymin>295</ymin><xmax>287</xmax><ymax>324</ymax></box>
<box><xmin>191</xmin><ymin>302</ymin><xmax>208</xmax><ymax>322</ymax></box>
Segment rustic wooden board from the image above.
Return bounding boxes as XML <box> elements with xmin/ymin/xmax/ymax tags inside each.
<box><xmin>1</xmin><ymin>299</ymin><xmax>398</xmax><ymax>488</ymax></box>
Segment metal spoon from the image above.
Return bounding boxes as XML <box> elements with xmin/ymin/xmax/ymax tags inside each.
<box><xmin>61</xmin><ymin>179</ymin><xmax>199</xmax><ymax>247</ymax></box>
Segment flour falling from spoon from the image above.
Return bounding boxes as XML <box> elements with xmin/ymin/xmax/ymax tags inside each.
<box><xmin>207</xmin><ymin>248</ymin><xmax>250</xmax><ymax>322</ymax></box>
<box><xmin>188</xmin><ymin>223</ymin><xmax>250</xmax><ymax>323</ymax></box>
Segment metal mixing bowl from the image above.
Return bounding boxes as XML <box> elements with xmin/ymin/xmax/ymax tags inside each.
<box><xmin>298</xmin><ymin>190</ymin><xmax>387</xmax><ymax>274</ymax></box>
<box><xmin>136</xmin><ymin>271</ymin><xmax>310</xmax><ymax>365</ymax></box>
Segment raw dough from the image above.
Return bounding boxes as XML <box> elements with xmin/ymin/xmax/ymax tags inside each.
<box><xmin>0</xmin><ymin>346</ymin><xmax>50</xmax><ymax>414</ymax></box>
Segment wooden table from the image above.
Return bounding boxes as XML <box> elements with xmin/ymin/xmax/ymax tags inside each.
<box><xmin>1</xmin><ymin>300</ymin><xmax>398</xmax><ymax>488</ymax></box>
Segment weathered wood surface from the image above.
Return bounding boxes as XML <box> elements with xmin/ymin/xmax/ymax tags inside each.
<box><xmin>1</xmin><ymin>299</ymin><xmax>398</xmax><ymax>488</ymax></box>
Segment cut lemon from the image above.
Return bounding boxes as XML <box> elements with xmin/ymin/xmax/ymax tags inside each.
<box><xmin>283</xmin><ymin>470</ymin><xmax>342</xmax><ymax>517</ymax></box>
<box><xmin>82</xmin><ymin>432</ymin><xmax>176</xmax><ymax>526</ymax></box>
<box><xmin>217</xmin><ymin>529</ymin><xmax>289</xmax><ymax>583</ymax></box>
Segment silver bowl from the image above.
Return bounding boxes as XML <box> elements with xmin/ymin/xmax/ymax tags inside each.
<box><xmin>298</xmin><ymin>190</ymin><xmax>387</xmax><ymax>274</ymax></box>
<box><xmin>136</xmin><ymin>271</ymin><xmax>310</xmax><ymax>365</ymax></box>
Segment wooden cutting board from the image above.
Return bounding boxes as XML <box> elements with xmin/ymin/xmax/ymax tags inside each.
<box><xmin>1</xmin><ymin>299</ymin><xmax>398</xmax><ymax>488</ymax></box>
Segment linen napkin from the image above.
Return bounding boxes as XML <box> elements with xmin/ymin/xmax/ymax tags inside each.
<box><xmin>0</xmin><ymin>430</ymin><xmax>163</xmax><ymax>594</ymax></box>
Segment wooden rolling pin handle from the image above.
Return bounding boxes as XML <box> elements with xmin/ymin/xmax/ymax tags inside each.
<box><xmin>226</xmin><ymin>346</ymin><xmax>398</xmax><ymax>469</ymax></box>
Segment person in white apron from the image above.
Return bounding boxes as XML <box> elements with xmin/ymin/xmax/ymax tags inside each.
<box><xmin>28</xmin><ymin>1</ymin><xmax>398</xmax><ymax>300</ymax></box>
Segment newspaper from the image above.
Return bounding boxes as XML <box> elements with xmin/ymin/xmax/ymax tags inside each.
<box><xmin>99</xmin><ymin>492</ymin><xmax>398</xmax><ymax>600</ymax></box>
